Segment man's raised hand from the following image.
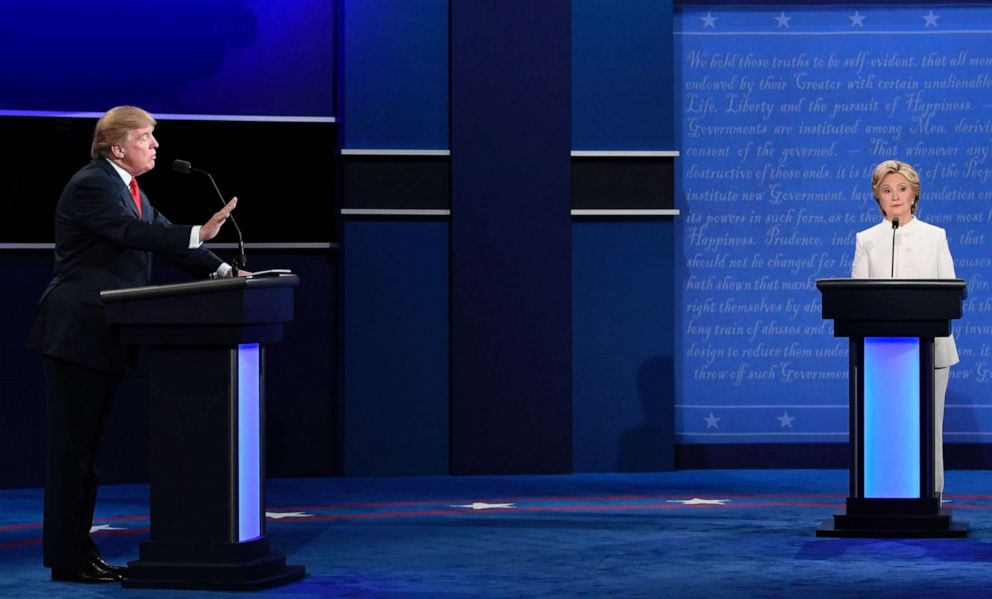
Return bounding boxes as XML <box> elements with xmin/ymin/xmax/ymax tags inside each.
<box><xmin>199</xmin><ymin>197</ymin><xmax>238</xmax><ymax>242</ymax></box>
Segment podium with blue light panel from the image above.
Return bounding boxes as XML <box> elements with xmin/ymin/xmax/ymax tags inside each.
<box><xmin>815</xmin><ymin>278</ymin><xmax>967</xmax><ymax>538</ymax></box>
<box><xmin>101</xmin><ymin>274</ymin><xmax>305</xmax><ymax>589</ymax></box>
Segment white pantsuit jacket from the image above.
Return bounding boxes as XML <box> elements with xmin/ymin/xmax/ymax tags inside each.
<box><xmin>851</xmin><ymin>217</ymin><xmax>959</xmax><ymax>368</ymax></box>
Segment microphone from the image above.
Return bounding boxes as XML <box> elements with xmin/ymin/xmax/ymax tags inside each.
<box><xmin>173</xmin><ymin>159</ymin><xmax>246</xmax><ymax>273</ymax></box>
<box><xmin>890</xmin><ymin>218</ymin><xmax>899</xmax><ymax>278</ymax></box>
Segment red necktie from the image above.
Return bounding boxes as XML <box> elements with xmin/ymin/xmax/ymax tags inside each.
<box><xmin>129</xmin><ymin>177</ymin><xmax>143</xmax><ymax>218</ymax></box>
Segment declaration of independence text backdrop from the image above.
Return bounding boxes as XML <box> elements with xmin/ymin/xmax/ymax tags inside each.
<box><xmin>676</xmin><ymin>5</ymin><xmax>992</xmax><ymax>444</ymax></box>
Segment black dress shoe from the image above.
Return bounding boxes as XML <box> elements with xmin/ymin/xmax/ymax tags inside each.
<box><xmin>90</xmin><ymin>556</ymin><xmax>128</xmax><ymax>577</ymax></box>
<box><xmin>51</xmin><ymin>561</ymin><xmax>123</xmax><ymax>583</ymax></box>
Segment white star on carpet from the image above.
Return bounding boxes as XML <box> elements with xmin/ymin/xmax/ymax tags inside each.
<box><xmin>777</xmin><ymin>412</ymin><xmax>795</xmax><ymax>429</ymax></box>
<box><xmin>923</xmin><ymin>10</ymin><xmax>939</xmax><ymax>27</ymax></box>
<box><xmin>703</xmin><ymin>412</ymin><xmax>721</xmax><ymax>429</ymax></box>
<box><xmin>700</xmin><ymin>12</ymin><xmax>718</xmax><ymax>29</ymax></box>
<box><xmin>89</xmin><ymin>524</ymin><xmax>125</xmax><ymax>532</ymax></box>
<box><xmin>266</xmin><ymin>511</ymin><xmax>313</xmax><ymax>520</ymax></box>
<box><xmin>667</xmin><ymin>498</ymin><xmax>730</xmax><ymax>506</ymax></box>
<box><xmin>774</xmin><ymin>12</ymin><xmax>792</xmax><ymax>29</ymax></box>
<box><xmin>848</xmin><ymin>11</ymin><xmax>865</xmax><ymax>27</ymax></box>
<box><xmin>451</xmin><ymin>502</ymin><xmax>516</xmax><ymax>510</ymax></box>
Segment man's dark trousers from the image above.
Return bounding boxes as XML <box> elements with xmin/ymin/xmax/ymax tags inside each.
<box><xmin>42</xmin><ymin>356</ymin><xmax>122</xmax><ymax>568</ymax></box>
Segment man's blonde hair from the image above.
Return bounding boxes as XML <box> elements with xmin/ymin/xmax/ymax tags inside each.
<box><xmin>91</xmin><ymin>106</ymin><xmax>157</xmax><ymax>159</ymax></box>
<box><xmin>871</xmin><ymin>159</ymin><xmax>921</xmax><ymax>216</ymax></box>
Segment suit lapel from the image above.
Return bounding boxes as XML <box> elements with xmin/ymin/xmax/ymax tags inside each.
<box><xmin>137</xmin><ymin>190</ymin><xmax>149</xmax><ymax>222</ymax></box>
<box><xmin>93</xmin><ymin>159</ymin><xmax>142</xmax><ymax>219</ymax></box>
<box><xmin>123</xmin><ymin>184</ymin><xmax>141</xmax><ymax>219</ymax></box>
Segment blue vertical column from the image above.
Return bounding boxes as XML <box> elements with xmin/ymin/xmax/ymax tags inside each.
<box><xmin>340</xmin><ymin>0</ymin><xmax>450</xmax><ymax>476</ymax></box>
<box><xmin>237</xmin><ymin>344</ymin><xmax>261</xmax><ymax>541</ymax></box>
<box><xmin>449</xmin><ymin>1</ymin><xmax>573</xmax><ymax>474</ymax></box>
<box><xmin>342</xmin><ymin>0</ymin><xmax>448</xmax><ymax>149</ymax></box>
<box><xmin>342</xmin><ymin>222</ymin><xmax>449</xmax><ymax>476</ymax></box>
<box><xmin>863</xmin><ymin>337</ymin><xmax>921</xmax><ymax>498</ymax></box>
<box><xmin>571</xmin><ymin>0</ymin><xmax>676</xmax><ymax>472</ymax></box>
<box><xmin>572</xmin><ymin>0</ymin><xmax>673</xmax><ymax>150</ymax></box>
<box><xmin>572</xmin><ymin>222</ymin><xmax>675</xmax><ymax>472</ymax></box>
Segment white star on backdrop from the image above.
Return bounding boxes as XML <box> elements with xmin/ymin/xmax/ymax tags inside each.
<box><xmin>774</xmin><ymin>12</ymin><xmax>792</xmax><ymax>29</ymax></box>
<box><xmin>777</xmin><ymin>412</ymin><xmax>795</xmax><ymax>429</ymax></box>
<box><xmin>701</xmin><ymin>12</ymin><xmax>718</xmax><ymax>29</ymax></box>
<box><xmin>703</xmin><ymin>412</ymin><xmax>721</xmax><ymax>429</ymax></box>
<box><xmin>848</xmin><ymin>11</ymin><xmax>866</xmax><ymax>27</ymax></box>
<box><xmin>451</xmin><ymin>502</ymin><xmax>516</xmax><ymax>510</ymax></box>
<box><xmin>266</xmin><ymin>511</ymin><xmax>313</xmax><ymax>520</ymax></box>
<box><xmin>667</xmin><ymin>498</ymin><xmax>730</xmax><ymax>506</ymax></box>
<box><xmin>923</xmin><ymin>10</ymin><xmax>940</xmax><ymax>27</ymax></box>
<box><xmin>89</xmin><ymin>524</ymin><xmax>125</xmax><ymax>532</ymax></box>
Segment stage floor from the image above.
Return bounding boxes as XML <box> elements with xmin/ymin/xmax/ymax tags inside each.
<box><xmin>3</xmin><ymin>470</ymin><xmax>992</xmax><ymax>597</ymax></box>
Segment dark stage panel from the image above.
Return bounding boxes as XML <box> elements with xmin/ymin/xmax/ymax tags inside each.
<box><xmin>0</xmin><ymin>117</ymin><xmax>337</xmax><ymax>245</ymax></box>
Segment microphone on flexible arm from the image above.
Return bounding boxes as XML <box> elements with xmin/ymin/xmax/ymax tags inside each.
<box><xmin>890</xmin><ymin>218</ymin><xmax>900</xmax><ymax>278</ymax></box>
<box><xmin>172</xmin><ymin>159</ymin><xmax>246</xmax><ymax>275</ymax></box>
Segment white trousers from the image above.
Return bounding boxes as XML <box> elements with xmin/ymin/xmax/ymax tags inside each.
<box><xmin>935</xmin><ymin>366</ymin><xmax>950</xmax><ymax>493</ymax></box>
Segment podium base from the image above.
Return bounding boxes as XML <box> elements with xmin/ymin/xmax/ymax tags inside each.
<box><xmin>122</xmin><ymin>564</ymin><xmax>305</xmax><ymax>591</ymax></box>
<box><xmin>122</xmin><ymin>537</ymin><xmax>306</xmax><ymax>590</ymax></box>
<box><xmin>816</xmin><ymin>507</ymin><xmax>968</xmax><ymax>538</ymax></box>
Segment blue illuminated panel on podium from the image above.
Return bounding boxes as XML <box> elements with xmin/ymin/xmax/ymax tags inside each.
<box><xmin>863</xmin><ymin>337</ymin><xmax>919</xmax><ymax>499</ymax></box>
<box><xmin>238</xmin><ymin>344</ymin><xmax>261</xmax><ymax>541</ymax></box>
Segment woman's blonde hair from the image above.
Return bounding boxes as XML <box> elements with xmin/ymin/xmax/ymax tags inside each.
<box><xmin>90</xmin><ymin>106</ymin><xmax>156</xmax><ymax>159</ymax></box>
<box><xmin>871</xmin><ymin>159</ymin><xmax>921</xmax><ymax>216</ymax></box>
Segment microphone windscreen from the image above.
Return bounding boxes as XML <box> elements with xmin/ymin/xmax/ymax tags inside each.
<box><xmin>892</xmin><ymin>218</ymin><xmax>900</xmax><ymax>229</ymax></box>
<box><xmin>172</xmin><ymin>159</ymin><xmax>192</xmax><ymax>174</ymax></box>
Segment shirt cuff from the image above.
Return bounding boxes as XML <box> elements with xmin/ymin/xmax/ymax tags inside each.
<box><xmin>212</xmin><ymin>263</ymin><xmax>233</xmax><ymax>279</ymax></box>
<box><xmin>189</xmin><ymin>226</ymin><xmax>202</xmax><ymax>249</ymax></box>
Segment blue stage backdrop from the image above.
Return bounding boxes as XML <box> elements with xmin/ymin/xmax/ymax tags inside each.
<box><xmin>0</xmin><ymin>0</ymin><xmax>333</xmax><ymax>117</ymax></box>
<box><xmin>676</xmin><ymin>6</ymin><xmax>992</xmax><ymax>445</ymax></box>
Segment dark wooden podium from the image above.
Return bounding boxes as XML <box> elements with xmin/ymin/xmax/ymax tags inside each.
<box><xmin>101</xmin><ymin>274</ymin><xmax>306</xmax><ymax>589</ymax></box>
<box><xmin>815</xmin><ymin>278</ymin><xmax>967</xmax><ymax>538</ymax></box>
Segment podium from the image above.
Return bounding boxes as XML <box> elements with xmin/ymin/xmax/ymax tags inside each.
<box><xmin>815</xmin><ymin>278</ymin><xmax>967</xmax><ymax>538</ymax></box>
<box><xmin>101</xmin><ymin>274</ymin><xmax>306</xmax><ymax>589</ymax></box>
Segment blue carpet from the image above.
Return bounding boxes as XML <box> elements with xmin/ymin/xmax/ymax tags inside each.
<box><xmin>3</xmin><ymin>470</ymin><xmax>992</xmax><ymax>597</ymax></box>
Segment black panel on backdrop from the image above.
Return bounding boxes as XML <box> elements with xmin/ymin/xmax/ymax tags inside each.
<box><xmin>571</xmin><ymin>157</ymin><xmax>675</xmax><ymax>210</ymax></box>
<box><xmin>343</xmin><ymin>156</ymin><xmax>450</xmax><ymax>209</ymax></box>
<box><xmin>0</xmin><ymin>116</ymin><xmax>336</xmax><ymax>244</ymax></box>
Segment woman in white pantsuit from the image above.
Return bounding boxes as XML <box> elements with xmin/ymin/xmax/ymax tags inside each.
<box><xmin>851</xmin><ymin>159</ymin><xmax>958</xmax><ymax>496</ymax></box>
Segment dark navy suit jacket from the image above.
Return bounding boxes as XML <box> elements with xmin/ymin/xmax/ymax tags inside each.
<box><xmin>28</xmin><ymin>158</ymin><xmax>223</xmax><ymax>372</ymax></box>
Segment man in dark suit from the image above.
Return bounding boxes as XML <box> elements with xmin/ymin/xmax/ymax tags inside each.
<box><xmin>27</xmin><ymin>106</ymin><xmax>239</xmax><ymax>583</ymax></box>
